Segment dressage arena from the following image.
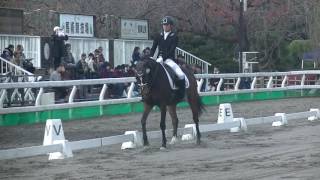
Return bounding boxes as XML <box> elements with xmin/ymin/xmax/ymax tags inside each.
<box><xmin>1</xmin><ymin>97</ymin><xmax>320</xmax><ymax>180</ymax></box>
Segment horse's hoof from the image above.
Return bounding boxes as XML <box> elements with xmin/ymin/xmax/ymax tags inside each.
<box><xmin>196</xmin><ymin>139</ymin><xmax>201</xmax><ymax>145</ymax></box>
<box><xmin>169</xmin><ymin>136</ymin><xmax>179</xmax><ymax>145</ymax></box>
<box><xmin>160</xmin><ymin>146</ymin><xmax>167</xmax><ymax>150</ymax></box>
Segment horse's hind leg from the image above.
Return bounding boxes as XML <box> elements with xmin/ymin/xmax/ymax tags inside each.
<box><xmin>188</xmin><ymin>95</ymin><xmax>201</xmax><ymax>145</ymax></box>
<box><xmin>168</xmin><ymin>105</ymin><xmax>179</xmax><ymax>145</ymax></box>
<box><xmin>141</xmin><ymin>103</ymin><xmax>153</xmax><ymax>146</ymax></box>
<box><xmin>159</xmin><ymin>105</ymin><xmax>167</xmax><ymax>148</ymax></box>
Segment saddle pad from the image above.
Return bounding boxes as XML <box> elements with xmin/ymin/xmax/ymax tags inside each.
<box><xmin>160</xmin><ymin>63</ymin><xmax>189</xmax><ymax>90</ymax></box>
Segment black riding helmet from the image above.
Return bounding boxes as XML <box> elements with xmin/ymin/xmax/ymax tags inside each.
<box><xmin>161</xmin><ymin>16</ymin><xmax>174</xmax><ymax>25</ymax></box>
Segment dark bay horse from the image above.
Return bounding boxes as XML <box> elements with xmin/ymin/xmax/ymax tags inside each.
<box><xmin>135</xmin><ymin>58</ymin><xmax>204</xmax><ymax>148</ymax></box>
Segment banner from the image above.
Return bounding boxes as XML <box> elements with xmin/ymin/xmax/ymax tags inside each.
<box><xmin>121</xmin><ymin>18</ymin><xmax>148</xmax><ymax>40</ymax></box>
<box><xmin>59</xmin><ymin>14</ymin><xmax>94</xmax><ymax>37</ymax></box>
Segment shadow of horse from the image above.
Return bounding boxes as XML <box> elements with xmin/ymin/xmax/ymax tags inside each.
<box><xmin>135</xmin><ymin>57</ymin><xmax>204</xmax><ymax>148</ymax></box>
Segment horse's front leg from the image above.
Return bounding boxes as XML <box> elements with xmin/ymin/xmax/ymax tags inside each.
<box><xmin>160</xmin><ymin>105</ymin><xmax>167</xmax><ymax>148</ymax></box>
<box><xmin>141</xmin><ymin>103</ymin><xmax>153</xmax><ymax>146</ymax></box>
<box><xmin>168</xmin><ymin>105</ymin><xmax>179</xmax><ymax>145</ymax></box>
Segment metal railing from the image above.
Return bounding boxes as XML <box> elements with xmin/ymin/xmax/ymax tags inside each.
<box><xmin>176</xmin><ymin>47</ymin><xmax>211</xmax><ymax>74</ymax></box>
<box><xmin>0</xmin><ymin>70</ymin><xmax>320</xmax><ymax>114</ymax></box>
<box><xmin>0</xmin><ymin>57</ymin><xmax>34</xmax><ymax>76</ymax></box>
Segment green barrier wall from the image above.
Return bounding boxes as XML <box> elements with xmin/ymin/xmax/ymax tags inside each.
<box><xmin>1</xmin><ymin>89</ymin><xmax>319</xmax><ymax>126</ymax></box>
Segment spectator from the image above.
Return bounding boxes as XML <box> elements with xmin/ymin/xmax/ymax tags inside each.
<box><xmin>99</xmin><ymin>62</ymin><xmax>113</xmax><ymax>78</ymax></box>
<box><xmin>76</xmin><ymin>53</ymin><xmax>89</xmax><ymax>80</ymax></box>
<box><xmin>49</xmin><ymin>63</ymin><xmax>68</xmax><ymax>101</ymax></box>
<box><xmin>76</xmin><ymin>53</ymin><xmax>89</xmax><ymax>99</ymax></box>
<box><xmin>97</xmin><ymin>46</ymin><xmax>106</xmax><ymax>63</ymax></box>
<box><xmin>61</xmin><ymin>43</ymin><xmax>76</xmax><ymax>79</ymax></box>
<box><xmin>1</xmin><ymin>44</ymin><xmax>14</xmax><ymax>73</ymax></box>
<box><xmin>131</xmin><ymin>46</ymin><xmax>141</xmax><ymax>65</ymax></box>
<box><xmin>142</xmin><ymin>47</ymin><xmax>151</xmax><ymax>59</ymax></box>
<box><xmin>87</xmin><ymin>53</ymin><xmax>99</xmax><ymax>79</ymax></box>
<box><xmin>13</xmin><ymin>51</ymin><xmax>23</xmax><ymax>67</ymax></box>
<box><xmin>14</xmin><ymin>44</ymin><xmax>26</xmax><ymax>66</ymax></box>
<box><xmin>94</xmin><ymin>49</ymin><xmax>103</xmax><ymax>66</ymax></box>
<box><xmin>1</xmin><ymin>44</ymin><xmax>14</xmax><ymax>61</ymax></box>
<box><xmin>52</xmin><ymin>26</ymin><xmax>68</xmax><ymax>69</ymax></box>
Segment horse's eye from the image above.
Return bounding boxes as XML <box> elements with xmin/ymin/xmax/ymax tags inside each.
<box><xmin>146</xmin><ymin>68</ymin><xmax>150</xmax><ymax>74</ymax></box>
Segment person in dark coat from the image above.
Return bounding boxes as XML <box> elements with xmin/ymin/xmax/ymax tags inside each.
<box><xmin>131</xmin><ymin>46</ymin><xmax>141</xmax><ymax>65</ymax></box>
<box><xmin>1</xmin><ymin>44</ymin><xmax>14</xmax><ymax>61</ymax></box>
<box><xmin>51</xmin><ymin>26</ymin><xmax>68</xmax><ymax>69</ymax></box>
<box><xmin>150</xmin><ymin>16</ymin><xmax>186</xmax><ymax>100</ymax></box>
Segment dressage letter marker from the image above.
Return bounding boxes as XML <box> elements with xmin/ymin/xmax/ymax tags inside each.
<box><xmin>43</xmin><ymin>119</ymin><xmax>73</xmax><ymax>160</ymax></box>
<box><xmin>217</xmin><ymin>103</ymin><xmax>234</xmax><ymax>124</ymax></box>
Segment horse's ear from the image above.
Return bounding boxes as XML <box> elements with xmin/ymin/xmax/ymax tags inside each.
<box><xmin>146</xmin><ymin>68</ymin><xmax>151</xmax><ymax>74</ymax></box>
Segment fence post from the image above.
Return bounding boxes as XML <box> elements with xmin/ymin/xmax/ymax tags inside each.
<box><xmin>251</xmin><ymin>76</ymin><xmax>257</xmax><ymax>89</ymax></box>
<box><xmin>99</xmin><ymin>84</ymin><xmax>108</xmax><ymax>101</ymax></box>
<box><xmin>127</xmin><ymin>82</ymin><xmax>135</xmax><ymax>98</ymax></box>
<box><xmin>281</xmin><ymin>75</ymin><xmax>287</xmax><ymax>88</ymax></box>
<box><xmin>267</xmin><ymin>76</ymin><xmax>273</xmax><ymax>88</ymax></box>
<box><xmin>68</xmin><ymin>86</ymin><xmax>77</xmax><ymax>103</ymax></box>
<box><xmin>35</xmin><ymin>88</ymin><xmax>44</xmax><ymax>106</ymax></box>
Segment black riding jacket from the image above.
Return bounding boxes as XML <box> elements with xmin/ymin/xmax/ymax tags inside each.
<box><xmin>150</xmin><ymin>31</ymin><xmax>178</xmax><ymax>61</ymax></box>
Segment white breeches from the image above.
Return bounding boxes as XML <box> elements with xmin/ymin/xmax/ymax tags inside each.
<box><xmin>164</xmin><ymin>59</ymin><xmax>185</xmax><ymax>79</ymax></box>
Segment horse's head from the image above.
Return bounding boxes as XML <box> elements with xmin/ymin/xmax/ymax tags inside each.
<box><xmin>135</xmin><ymin>57</ymin><xmax>157</xmax><ymax>97</ymax></box>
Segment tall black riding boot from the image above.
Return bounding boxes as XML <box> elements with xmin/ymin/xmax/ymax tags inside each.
<box><xmin>175</xmin><ymin>79</ymin><xmax>185</xmax><ymax>101</ymax></box>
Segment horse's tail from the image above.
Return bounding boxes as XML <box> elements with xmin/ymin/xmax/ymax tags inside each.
<box><xmin>196</xmin><ymin>94</ymin><xmax>205</xmax><ymax>116</ymax></box>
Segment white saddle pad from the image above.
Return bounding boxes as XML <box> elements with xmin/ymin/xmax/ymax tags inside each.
<box><xmin>160</xmin><ymin>63</ymin><xmax>189</xmax><ymax>90</ymax></box>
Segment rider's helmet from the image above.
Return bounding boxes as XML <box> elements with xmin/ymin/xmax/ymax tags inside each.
<box><xmin>53</xmin><ymin>26</ymin><xmax>60</xmax><ymax>32</ymax></box>
<box><xmin>161</xmin><ymin>16</ymin><xmax>174</xmax><ymax>25</ymax></box>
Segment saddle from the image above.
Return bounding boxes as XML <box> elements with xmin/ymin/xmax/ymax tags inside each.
<box><xmin>160</xmin><ymin>63</ymin><xmax>189</xmax><ymax>90</ymax></box>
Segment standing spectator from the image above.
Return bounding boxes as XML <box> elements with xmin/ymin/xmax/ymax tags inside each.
<box><xmin>61</xmin><ymin>43</ymin><xmax>76</xmax><ymax>79</ymax></box>
<box><xmin>76</xmin><ymin>53</ymin><xmax>89</xmax><ymax>99</ymax></box>
<box><xmin>76</xmin><ymin>53</ymin><xmax>89</xmax><ymax>79</ymax></box>
<box><xmin>87</xmin><ymin>53</ymin><xmax>98</xmax><ymax>79</ymax></box>
<box><xmin>131</xmin><ymin>46</ymin><xmax>141</xmax><ymax>65</ymax></box>
<box><xmin>1</xmin><ymin>44</ymin><xmax>14</xmax><ymax>73</ymax></box>
<box><xmin>94</xmin><ymin>49</ymin><xmax>104</xmax><ymax>67</ymax></box>
<box><xmin>52</xmin><ymin>26</ymin><xmax>68</xmax><ymax>69</ymax></box>
<box><xmin>97</xmin><ymin>46</ymin><xmax>106</xmax><ymax>63</ymax></box>
<box><xmin>50</xmin><ymin>63</ymin><xmax>68</xmax><ymax>101</ymax></box>
<box><xmin>1</xmin><ymin>44</ymin><xmax>14</xmax><ymax>61</ymax></box>
<box><xmin>15</xmin><ymin>45</ymin><xmax>26</xmax><ymax>66</ymax></box>
<box><xmin>13</xmin><ymin>51</ymin><xmax>23</xmax><ymax>67</ymax></box>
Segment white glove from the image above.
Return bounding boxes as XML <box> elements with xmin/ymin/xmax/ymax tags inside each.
<box><xmin>156</xmin><ymin>56</ymin><xmax>163</xmax><ymax>63</ymax></box>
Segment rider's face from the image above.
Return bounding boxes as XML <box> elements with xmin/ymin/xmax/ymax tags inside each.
<box><xmin>163</xmin><ymin>24</ymin><xmax>172</xmax><ymax>32</ymax></box>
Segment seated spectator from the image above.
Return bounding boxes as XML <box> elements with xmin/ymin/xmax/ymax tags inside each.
<box><xmin>50</xmin><ymin>63</ymin><xmax>68</xmax><ymax>101</ymax></box>
<box><xmin>99</xmin><ymin>62</ymin><xmax>113</xmax><ymax>78</ymax></box>
<box><xmin>61</xmin><ymin>43</ymin><xmax>76</xmax><ymax>79</ymax></box>
<box><xmin>141</xmin><ymin>47</ymin><xmax>151</xmax><ymax>59</ymax></box>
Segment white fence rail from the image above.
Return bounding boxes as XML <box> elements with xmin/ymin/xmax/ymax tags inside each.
<box><xmin>0</xmin><ymin>70</ymin><xmax>320</xmax><ymax>114</ymax></box>
<box><xmin>0</xmin><ymin>108</ymin><xmax>318</xmax><ymax>160</ymax></box>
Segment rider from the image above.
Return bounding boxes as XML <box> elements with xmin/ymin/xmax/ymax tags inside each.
<box><xmin>150</xmin><ymin>16</ymin><xmax>186</xmax><ymax>100</ymax></box>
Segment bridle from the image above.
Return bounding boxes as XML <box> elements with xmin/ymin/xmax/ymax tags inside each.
<box><xmin>136</xmin><ymin>72</ymin><xmax>148</xmax><ymax>90</ymax></box>
<box><xmin>136</xmin><ymin>59</ymin><xmax>160</xmax><ymax>97</ymax></box>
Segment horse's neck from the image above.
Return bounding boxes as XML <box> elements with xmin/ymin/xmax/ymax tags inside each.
<box><xmin>150</xmin><ymin>63</ymin><xmax>168</xmax><ymax>87</ymax></box>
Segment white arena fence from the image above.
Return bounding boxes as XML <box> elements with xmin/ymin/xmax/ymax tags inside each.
<box><xmin>0</xmin><ymin>104</ymin><xmax>319</xmax><ymax>160</ymax></box>
<box><xmin>0</xmin><ymin>70</ymin><xmax>320</xmax><ymax>114</ymax></box>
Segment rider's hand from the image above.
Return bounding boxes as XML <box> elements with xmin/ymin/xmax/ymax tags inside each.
<box><xmin>156</xmin><ymin>57</ymin><xmax>163</xmax><ymax>63</ymax></box>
